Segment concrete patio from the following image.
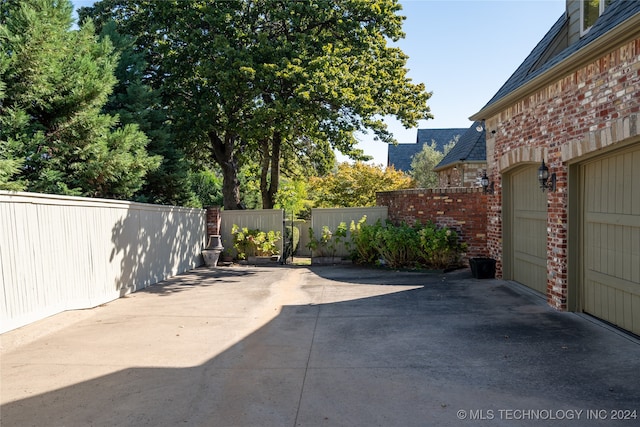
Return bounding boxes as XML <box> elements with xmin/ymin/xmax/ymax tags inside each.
<box><xmin>1</xmin><ymin>265</ymin><xmax>639</xmax><ymax>426</ymax></box>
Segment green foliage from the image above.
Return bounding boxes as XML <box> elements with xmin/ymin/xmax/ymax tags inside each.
<box><xmin>373</xmin><ymin>221</ymin><xmax>424</xmax><ymax>269</ymax></box>
<box><xmin>0</xmin><ymin>50</ymin><xmax>24</xmax><ymax>191</ymax></box>
<box><xmin>417</xmin><ymin>224</ymin><xmax>467</xmax><ymax>269</ymax></box>
<box><xmin>349</xmin><ymin>216</ymin><xmax>383</xmax><ymax>265</ymax></box>
<box><xmin>0</xmin><ymin>140</ymin><xmax>25</xmax><ymax>191</ymax></box>
<box><xmin>231</xmin><ymin>224</ymin><xmax>281</xmax><ymax>260</ymax></box>
<box><xmin>275</xmin><ymin>178</ymin><xmax>310</xmax><ymax>218</ymax></box>
<box><xmin>0</xmin><ymin>0</ymin><xmax>159</xmax><ymax>198</ymax></box>
<box><xmin>81</xmin><ymin>0</ymin><xmax>432</xmax><ymax>209</ymax></box>
<box><xmin>97</xmin><ymin>21</ymin><xmax>194</xmax><ymax>206</ymax></box>
<box><xmin>309</xmin><ymin>162</ymin><xmax>414</xmax><ymax>207</ymax></box>
<box><xmin>307</xmin><ymin>222</ymin><xmax>349</xmax><ymax>258</ymax></box>
<box><xmin>348</xmin><ymin>216</ymin><xmax>467</xmax><ymax>269</ymax></box>
<box><xmin>410</xmin><ymin>138</ymin><xmax>457</xmax><ymax>188</ymax></box>
<box><xmin>189</xmin><ymin>169</ymin><xmax>223</xmax><ymax>208</ymax></box>
<box><xmin>238</xmin><ymin>164</ymin><xmax>262</xmax><ymax>209</ymax></box>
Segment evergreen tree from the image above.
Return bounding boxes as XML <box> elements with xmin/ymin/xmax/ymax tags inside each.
<box><xmin>0</xmin><ymin>49</ymin><xmax>25</xmax><ymax>191</ymax></box>
<box><xmin>0</xmin><ymin>0</ymin><xmax>159</xmax><ymax>198</ymax></box>
<box><xmin>96</xmin><ymin>22</ymin><xmax>195</xmax><ymax>206</ymax></box>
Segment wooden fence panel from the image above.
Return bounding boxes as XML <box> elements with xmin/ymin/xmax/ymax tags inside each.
<box><xmin>220</xmin><ymin>209</ymin><xmax>284</xmax><ymax>257</ymax></box>
<box><xmin>0</xmin><ymin>191</ymin><xmax>205</xmax><ymax>333</ymax></box>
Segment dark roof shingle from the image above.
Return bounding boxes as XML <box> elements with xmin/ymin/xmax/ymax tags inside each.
<box><xmin>387</xmin><ymin>128</ymin><xmax>465</xmax><ymax>172</ymax></box>
<box><xmin>435</xmin><ymin>121</ymin><xmax>486</xmax><ymax>170</ymax></box>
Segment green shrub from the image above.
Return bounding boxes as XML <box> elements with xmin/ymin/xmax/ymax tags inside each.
<box><xmin>231</xmin><ymin>224</ymin><xmax>281</xmax><ymax>260</ymax></box>
<box><xmin>347</xmin><ymin>216</ymin><xmax>467</xmax><ymax>270</ymax></box>
<box><xmin>373</xmin><ymin>221</ymin><xmax>423</xmax><ymax>268</ymax></box>
<box><xmin>418</xmin><ymin>223</ymin><xmax>467</xmax><ymax>269</ymax></box>
<box><xmin>349</xmin><ymin>216</ymin><xmax>380</xmax><ymax>265</ymax></box>
<box><xmin>307</xmin><ymin>222</ymin><xmax>348</xmax><ymax>257</ymax></box>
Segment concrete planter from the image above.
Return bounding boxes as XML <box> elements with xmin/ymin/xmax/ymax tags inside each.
<box><xmin>202</xmin><ymin>235</ymin><xmax>224</xmax><ymax>267</ymax></box>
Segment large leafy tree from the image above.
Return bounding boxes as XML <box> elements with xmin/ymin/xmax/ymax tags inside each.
<box><xmin>309</xmin><ymin>162</ymin><xmax>414</xmax><ymax>207</ymax></box>
<box><xmin>0</xmin><ymin>0</ymin><xmax>159</xmax><ymax>198</ymax></box>
<box><xmin>82</xmin><ymin>0</ymin><xmax>432</xmax><ymax>210</ymax></box>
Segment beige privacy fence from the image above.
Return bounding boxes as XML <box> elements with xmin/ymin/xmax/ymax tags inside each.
<box><xmin>310</xmin><ymin>207</ymin><xmax>388</xmax><ymax>257</ymax></box>
<box><xmin>0</xmin><ymin>191</ymin><xmax>205</xmax><ymax>333</ymax></box>
<box><xmin>219</xmin><ymin>209</ymin><xmax>285</xmax><ymax>256</ymax></box>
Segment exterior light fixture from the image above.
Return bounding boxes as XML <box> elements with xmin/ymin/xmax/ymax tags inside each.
<box><xmin>481</xmin><ymin>170</ymin><xmax>493</xmax><ymax>194</ymax></box>
<box><xmin>538</xmin><ymin>160</ymin><xmax>556</xmax><ymax>192</ymax></box>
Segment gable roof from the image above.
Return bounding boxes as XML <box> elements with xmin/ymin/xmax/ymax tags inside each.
<box><xmin>472</xmin><ymin>0</ymin><xmax>640</xmax><ymax>120</ymax></box>
<box><xmin>387</xmin><ymin>128</ymin><xmax>465</xmax><ymax>172</ymax></box>
<box><xmin>434</xmin><ymin>121</ymin><xmax>486</xmax><ymax>171</ymax></box>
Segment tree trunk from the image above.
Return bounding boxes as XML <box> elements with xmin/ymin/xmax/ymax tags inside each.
<box><xmin>260</xmin><ymin>132</ymin><xmax>281</xmax><ymax>209</ymax></box>
<box><xmin>209</xmin><ymin>131</ymin><xmax>242</xmax><ymax>210</ymax></box>
<box><xmin>267</xmin><ymin>131</ymin><xmax>281</xmax><ymax>208</ymax></box>
<box><xmin>259</xmin><ymin>139</ymin><xmax>271</xmax><ymax>209</ymax></box>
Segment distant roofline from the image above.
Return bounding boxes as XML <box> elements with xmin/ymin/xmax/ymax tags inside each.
<box><xmin>412</xmin><ymin>127</ymin><xmax>468</xmax><ymax>144</ymax></box>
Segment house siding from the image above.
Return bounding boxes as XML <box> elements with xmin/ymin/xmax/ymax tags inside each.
<box><xmin>486</xmin><ymin>37</ymin><xmax>640</xmax><ymax>310</ymax></box>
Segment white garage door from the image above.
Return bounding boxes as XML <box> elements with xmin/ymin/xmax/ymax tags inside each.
<box><xmin>510</xmin><ymin>165</ymin><xmax>548</xmax><ymax>294</ymax></box>
<box><xmin>582</xmin><ymin>144</ymin><xmax>640</xmax><ymax>336</ymax></box>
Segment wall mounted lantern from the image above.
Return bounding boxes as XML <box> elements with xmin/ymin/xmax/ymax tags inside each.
<box><xmin>538</xmin><ymin>160</ymin><xmax>556</xmax><ymax>192</ymax></box>
<box><xmin>481</xmin><ymin>170</ymin><xmax>494</xmax><ymax>194</ymax></box>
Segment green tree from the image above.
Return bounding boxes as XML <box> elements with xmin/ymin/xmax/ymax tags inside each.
<box><xmin>97</xmin><ymin>22</ymin><xmax>195</xmax><ymax>206</ymax></box>
<box><xmin>309</xmin><ymin>162</ymin><xmax>414</xmax><ymax>207</ymax></box>
<box><xmin>81</xmin><ymin>0</ymin><xmax>432</xmax><ymax>209</ymax></box>
<box><xmin>275</xmin><ymin>177</ymin><xmax>311</xmax><ymax>218</ymax></box>
<box><xmin>0</xmin><ymin>51</ymin><xmax>25</xmax><ymax>191</ymax></box>
<box><xmin>189</xmin><ymin>168</ymin><xmax>223</xmax><ymax>208</ymax></box>
<box><xmin>0</xmin><ymin>0</ymin><xmax>159</xmax><ymax>198</ymax></box>
<box><xmin>410</xmin><ymin>138</ymin><xmax>457</xmax><ymax>188</ymax></box>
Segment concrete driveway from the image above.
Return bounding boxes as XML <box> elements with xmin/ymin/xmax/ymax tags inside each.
<box><xmin>1</xmin><ymin>265</ymin><xmax>639</xmax><ymax>426</ymax></box>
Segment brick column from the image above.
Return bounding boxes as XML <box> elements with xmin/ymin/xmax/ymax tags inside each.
<box><xmin>206</xmin><ymin>206</ymin><xmax>221</xmax><ymax>235</ymax></box>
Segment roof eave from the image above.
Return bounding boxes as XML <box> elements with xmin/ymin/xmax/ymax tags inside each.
<box><xmin>470</xmin><ymin>13</ymin><xmax>640</xmax><ymax>122</ymax></box>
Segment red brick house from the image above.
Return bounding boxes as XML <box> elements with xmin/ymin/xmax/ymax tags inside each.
<box><xmin>470</xmin><ymin>0</ymin><xmax>640</xmax><ymax>335</ymax></box>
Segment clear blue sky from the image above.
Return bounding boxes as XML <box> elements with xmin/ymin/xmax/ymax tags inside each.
<box><xmin>357</xmin><ymin>0</ymin><xmax>566</xmax><ymax>166</ymax></box>
<box><xmin>71</xmin><ymin>0</ymin><xmax>566</xmax><ymax>165</ymax></box>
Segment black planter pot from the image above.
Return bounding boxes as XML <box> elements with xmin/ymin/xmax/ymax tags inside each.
<box><xmin>469</xmin><ymin>257</ymin><xmax>496</xmax><ymax>279</ymax></box>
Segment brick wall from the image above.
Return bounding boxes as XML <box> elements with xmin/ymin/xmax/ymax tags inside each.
<box><xmin>485</xmin><ymin>37</ymin><xmax>640</xmax><ymax>310</ymax></box>
<box><xmin>376</xmin><ymin>187</ymin><xmax>488</xmax><ymax>260</ymax></box>
<box><xmin>206</xmin><ymin>206</ymin><xmax>221</xmax><ymax>235</ymax></box>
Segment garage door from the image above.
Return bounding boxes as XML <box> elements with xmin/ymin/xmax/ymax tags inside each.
<box><xmin>510</xmin><ymin>165</ymin><xmax>548</xmax><ymax>294</ymax></box>
<box><xmin>582</xmin><ymin>144</ymin><xmax>640</xmax><ymax>336</ymax></box>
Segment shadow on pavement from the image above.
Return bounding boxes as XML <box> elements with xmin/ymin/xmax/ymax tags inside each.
<box><xmin>2</xmin><ymin>266</ymin><xmax>639</xmax><ymax>427</ymax></box>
